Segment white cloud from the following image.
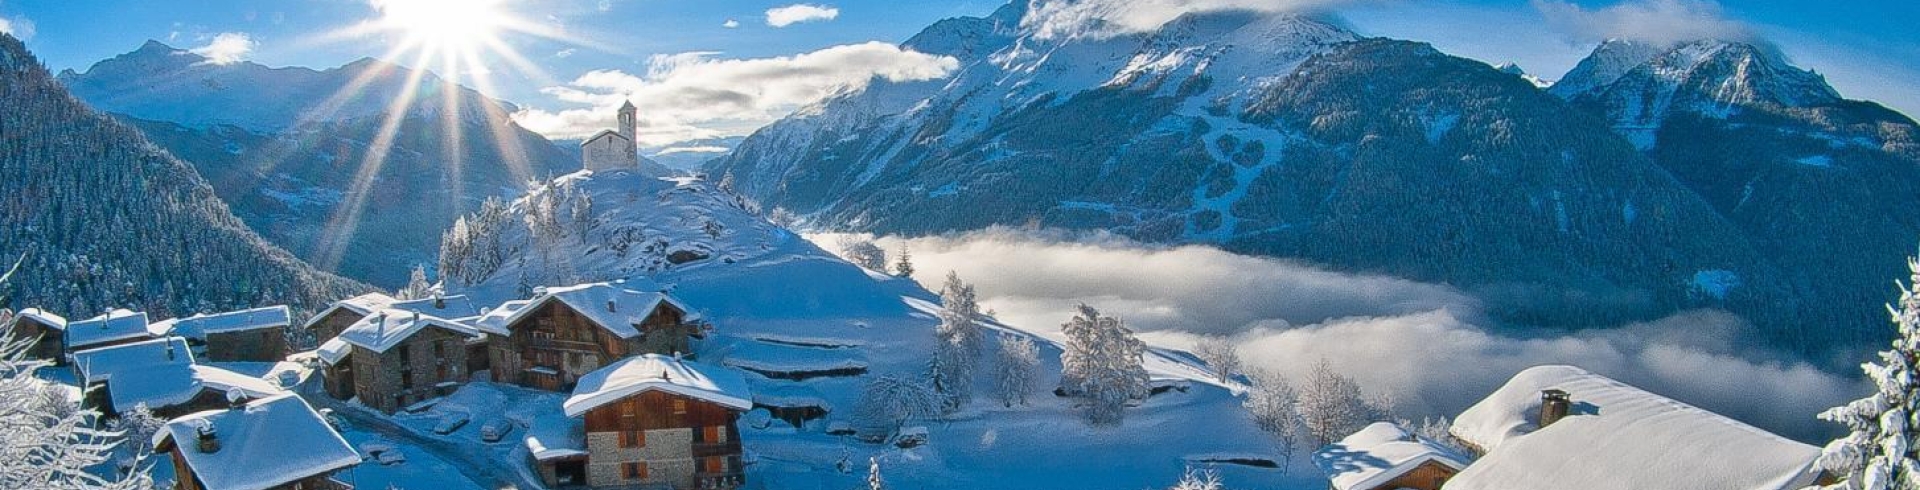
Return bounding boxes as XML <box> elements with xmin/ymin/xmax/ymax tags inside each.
<box><xmin>513</xmin><ymin>42</ymin><xmax>957</xmax><ymax>144</ymax></box>
<box><xmin>765</xmin><ymin>4</ymin><xmax>839</xmax><ymax>27</ymax></box>
<box><xmin>850</xmin><ymin>228</ymin><xmax>1862</xmax><ymax>441</ymax></box>
<box><xmin>1023</xmin><ymin>0</ymin><xmax>1366</xmax><ymax>39</ymax></box>
<box><xmin>190</xmin><ymin>32</ymin><xmax>256</xmax><ymax>65</ymax></box>
<box><xmin>1532</xmin><ymin>0</ymin><xmax>1752</xmax><ymax>46</ymax></box>
<box><xmin>0</xmin><ymin>13</ymin><xmax>34</xmax><ymax>41</ymax></box>
<box><xmin>723</xmin><ymin>19</ymin><xmax>741</xmax><ymax>29</ymax></box>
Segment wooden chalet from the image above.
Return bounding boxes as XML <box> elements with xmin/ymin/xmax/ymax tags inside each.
<box><xmin>154</xmin><ymin>394</ymin><xmax>361</xmax><ymax>490</ymax></box>
<box><xmin>475</xmin><ymin>282</ymin><xmax>705</xmax><ymax>392</ymax></box>
<box><xmin>8</xmin><ymin>307</ymin><xmax>67</xmax><ymax>362</ymax></box>
<box><xmin>543</xmin><ymin>354</ymin><xmax>751</xmax><ymax>489</ymax></box>
<box><xmin>320</xmin><ymin>308</ymin><xmax>480</xmax><ymax>413</ymax></box>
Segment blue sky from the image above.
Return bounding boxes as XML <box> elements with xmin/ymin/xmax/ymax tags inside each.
<box><xmin>2</xmin><ymin>0</ymin><xmax>1915</xmax><ymax>147</ymax></box>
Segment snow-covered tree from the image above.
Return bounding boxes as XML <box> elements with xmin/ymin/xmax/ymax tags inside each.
<box><xmin>1194</xmin><ymin>336</ymin><xmax>1242</xmax><ymax>383</ymax></box>
<box><xmin>868</xmin><ymin>456</ymin><xmax>886</xmax><ymax>490</ymax></box>
<box><xmin>1298</xmin><ymin>360</ymin><xmax>1383</xmax><ymax>446</ymax></box>
<box><xmin>0</xmin><ymin>258</ymin><xmax>150</xmax><ymax>489</ymax></box>
<box><xmin>1058</xmin><ymin>304</ymin><xmax>1150</xmax><ymax>426</ymax></box>
<box><xmin>927</xmin><ymin>335</ymin><xmax>973</xmax><ymax>413</ymax></box>
<box><xmin>837</xmin><ymin>237</ymin><xmax>887</xmax><ymax>271</ymax></box>
<box><xmin>1409</xmin><ymin>416</ymin><xmax>1470</xmax><ymax>457</ymax></box>
<box><xmin>1167</xmin><ymin>467</ymin><xmax>1226</xmax><ymax>490</ymax></box>
<box><xmin>1244</xmin><ymin>371</ymin><xmax>1303</xmax><ymax>472</ymax></box>
<box><xmin>937</xmin><ymin>273</ymin><xmax>985</xmax><ymax>356</ymax></box>
<box><xmin>109</xmin><ymin>404</ymin><xmax>164</xmax><ymax>472</ymax></box>
<box><xmin>1811</xmin><ymin>256</ymin><xmax>1920</xmax><ymax>490</ymax></box>
<box><xmin>892</xmin><ymin>244</ymin><xmax>915</xmax><ymax>278</ymax></box>
<box><xmin>853</xmin><ymin>376</ymin><xmax>938</xmax><ymax>440</ymax></box>
<box><xmin>396</xmin><ymin>265</ymin><xmax>433</xmax><ymax>300</ymax></box>
<box><xmin>994</xmin><ymin>335</ymin><xmax>1040</xmax><ymax>408</ymax></box>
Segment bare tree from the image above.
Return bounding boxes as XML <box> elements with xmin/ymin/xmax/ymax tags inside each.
<box><xmin>853</xmin><ymin>376</ymin><xmax>937</xmax><ymax>441</ymax></box>
<box><xmin>1243</xmin><ymin>371</ymin><xmax>1303</xmax><ymax>472</ymax></box>
<box><xmin>994</xmin><ymin>335</ymin><xmax>1041</xmax><ymax>408</ymax></box>
<box><xmin>837</xmin><ymin>236</ymin><xmax>888</xmax><ymax>271</ymax></box>
<box><xmin>1297</xmin><ymin>359</ymin><xmax>1382</xmax><ymax>446</ymax></box>
<box><xmin>1193</xmin><ymin>336</ymin><xmax>1242</xmax><ymax>383</ymax></box>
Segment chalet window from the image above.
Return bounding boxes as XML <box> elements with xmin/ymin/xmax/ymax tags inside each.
<box><xmin>706</xmin><ymin>425</ymin><xmax>726</xmax><ymax>443</ymax></box>
<box><xmin>622</xmin><ymin>462</ymin><xmax>648</xmax><ymax>480</ymax></box>
<box><xmin>619</xmin><ymin>430</ymin><xmax>646</xmax><ymax>448</ymax></box>
<box><xmin>397</xmin><ymin>344</ymin><xmax>411</xmax><ymax>361</ymax></box>
<box><xmin>621</xmin><ymin>402</ymin><xmax>635</xmax><ymax>418</ymax></box>
<box><xmin>434</xmin><ymin>340</ymin><xmax>445</xmax><ymax>358</ymax></box>
<box><xmin>401</xmin><ymin>370</ymin><xmax>413</xmax><ymax>389</ymax></box>
<box><xmin>703</xmin><ymin>455</ymin><xmax>726</xmax><ymax>473</ymax></box>
<box><xmin>436</xmin><ymin>364</ymin><xmax>449</xmax><ymax>381</ymax></box>
<box><xmin>673</xmin><ymin>399</ymin><xmax>688</xmax><ymax>415</ymax></box>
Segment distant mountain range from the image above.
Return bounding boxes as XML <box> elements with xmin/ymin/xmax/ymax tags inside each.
<box><xmin>707</xmin><ymin>1</ymin><xmax>1920</xmax><ymax>355</ymax></box>
<box><xmin>58</xmin><ymin>41</ymin><xmax>577</xmax><ymax>287</ymax></box>
<box><xmin>0</xmin><ymin>33</ymin><xmax>370</xmax><ymax>318</ymax></box>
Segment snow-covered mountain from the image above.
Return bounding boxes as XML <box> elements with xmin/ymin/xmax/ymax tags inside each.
<box><xmin>58</xmin><ymin>41</ymin><xmax>577</xmax><ymax>287</ymax></box>
<box><xmin>1493</xmin><ymin>62</ymin><xmax>1552</xmax><ymax>88</ymax></box>
<box><xmin>707</xmin><ymin>3</ymin><xmax>1861</xmax><ymax>349</ymax></box>
<box><xmin>0</xmin><ymin>33</ymin><xmax>371</xmax><ymax>318</ymax></box>
<box><xmin>1554</xmin><ymin>38</ymin><xmax>1920</xmax><ymax>349</ymax></box>
<box><xmin>434</xmin><ymin>167</ymin><xmax>1307</xmax><ymax>489</ymax></box>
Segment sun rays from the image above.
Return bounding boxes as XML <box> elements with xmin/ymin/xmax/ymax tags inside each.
<box><xmin>299</xmin><ymin>0</ymin><xmax>586</xmax><ymax>273</ymax></box>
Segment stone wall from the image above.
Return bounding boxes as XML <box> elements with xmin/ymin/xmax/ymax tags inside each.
<box><xmin>203</xmin><ymin>328</ymin><xmax>289</xmax><ymax>362</ymax></box>
<box><xmin>585</xmin><ymin>428</ymin><xmax>695</xmax><ymax>488</ymax></box>
<box><xmin>349</xmin><ymin>326</ymin><xmax>471</xmax><ymax>413</ymax></box>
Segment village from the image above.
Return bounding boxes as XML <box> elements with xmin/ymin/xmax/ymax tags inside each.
<box><xmin>1</xmin><ymin>102</ymin><xmax>1845</xmax><ymax>490</ymax></box>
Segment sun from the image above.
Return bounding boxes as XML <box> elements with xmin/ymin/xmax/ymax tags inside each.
<box><xmin>374</xmin><ymin>0</ymin><xmax>505</xmax><ymax>51</ymax></box>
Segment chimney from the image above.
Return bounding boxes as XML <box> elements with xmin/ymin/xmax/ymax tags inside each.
<box><xmin>1540</xmin><ymin>389</ymin><xmax>1571</xmax><ymax>428</ymax></box>
<box><xmin>225</xmin><ymin>388</ymin><xmax>247</xmax><ymax>410</ymax></box>
<box><xmin>607</xmin><ymin>300</ymin><xmax>617</xmax><ymax>313</ymax></box>
<box><xmin>165</xmin><ymin>340</ymin><xmax>176</xmax><ymax>361</ymax></box>
<box><xmin>195</xmin><ymin>422</ymin><xmax>220</xmax><ymax>454</ymax></box>
<box><xmin>433</xmin><ymin>295</ymin><xmax>446</xmax><ymax>310</ymax></box>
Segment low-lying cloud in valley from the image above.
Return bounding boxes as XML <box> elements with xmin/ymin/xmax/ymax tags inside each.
<box><xmin>827</xmin><ymin>228</ymin><xmax>1865</xmax><ymax>441</ymax></box>
<box><xmin>513</xmin><ymin>42</ymin><xmax>956</xmax><ymax>145</ymax></box>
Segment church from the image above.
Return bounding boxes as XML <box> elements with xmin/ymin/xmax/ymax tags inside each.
<box><xmin>581</xmin><ymin>100</ymin><xmax>640</xmax><ymax>172</ymax></box>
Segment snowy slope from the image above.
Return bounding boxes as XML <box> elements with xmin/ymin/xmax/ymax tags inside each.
<box><xmin>438</xmin><ymin>170</ymin><xmax>1307</xmax><ymax>489</ymax></box>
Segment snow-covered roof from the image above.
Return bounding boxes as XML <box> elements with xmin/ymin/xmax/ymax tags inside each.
<box><xmin>315</xmin><ymin>338</ymin><xmax>351</xmax><ymax>365</ymax></box>
<box><xmin>72</xmin><ymin>336</ymin><xmax>193</xmax><ymax>383</ymax></box>
<box><xmin>300</xmin><ymin>292</ymin><xmax>397</xmax><ymax>330</ymax></box>
<box><xmin>495</xmin><ymin>281</ymin><xmax>690</xmax><ymax>340</ymax></box>
<box><xmin>107</xmin><ymin>364</ymin><xmax>282</xmax><ymax>412</ymax></box>
<box><xmin>525</xmin><ymin>409</ymin><xmax>587</xmax><ymax>461</ymax></box>
<box><xmin>1313</xmin><ymin>422</ymin><xmax>1468</xmax><ymax>490</ymax></box>
<box><xmin>155</xmin><ymin>394</ymin><xmax>360</xmax><ymax>490</ymax></box>
<box><xmin>564</xmin><ymin>354</ymin><xmax>752</xmax><ymax>416</ymax></box>
<box><xmin>158</xmin><ymin>306</ymin><xmax>292</xmax><ymax>340</ymax></box>
<box><xmin>13</xmin><ymin>307</ymin><xmax>67</xmax><ymax>330</ymax></box>
<box><xmin>471</xmin><ymin>299</ymin><xmax>532</xmax><ymax>335</ymax></box>
<box><xmin>334</xmin><ymin>308</ymin><xmax>479</xmax><ymax>354</ymax></box>
<box><xmin>388</xmin><ymin>294</ymin><xmax>482</xmax><ymax>321</ymax></box>
<box><xmin>1446</xmin><ymin>365</ymin><xmax>1822</xmax><ymax>490</ymax></box>
<box><xmin>66</xmin><ymin>309</ymin><xmax>152</xmax><ymax>349</ymax></box>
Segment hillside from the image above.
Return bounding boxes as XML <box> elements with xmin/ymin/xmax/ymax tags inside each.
<box><xmin>0</xmin><ymin>33</ymin><xmax>370</xmax><ymax>318</ymax></box>
<box><xmin>1556</xmin><ymin>39</ymin><xmax>1920</xmax><ymax>349</ymax></box>
<box><xmin>58</xmin><ymin>41</ymin><xmax>579</xmax><ymax>287</ymax></box>
<box><xmin>435</xmin><ymin>168</ymin><xmax>1296</xmax><ymax>489</ymax></box>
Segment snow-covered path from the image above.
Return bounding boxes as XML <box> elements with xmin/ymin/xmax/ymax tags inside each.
<box><xmin>301</xmin><ymin>386</ymin><xmax>537</xmax><ymax>490</ymax></box>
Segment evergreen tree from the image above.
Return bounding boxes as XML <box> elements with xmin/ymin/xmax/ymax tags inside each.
<box><xmin>1058</xmin><ymin>304</ymin><xmax>1150</xmax><ymax>426</ymax></box>
<box><xmin>893</xmin><ymin>244</ymin><xmax>915</xmax><ymax>278</ymax></box>
<box><xmin>1811</xmin><ymin>255</ymin><xmax>1920</xmax><ymax>490</ymax></box>
<box><xmin>396</xmin><ymin>264</ymin><xmax>433</xmax><ymax>300</ymax></box>
<box><xmin>868</xmin><ymin>457</ymin><xmax>885</xmax><ymax>490</ymax></box>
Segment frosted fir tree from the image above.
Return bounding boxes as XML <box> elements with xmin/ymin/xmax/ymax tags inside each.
<box><xmin>937</xmin><ymin>272</ymin><xmax>985</xmax><ymax>356</ymax></box>
<box><xmin>1194</xmin><ymin>336</ymin><xmax>1242</xmax><ymax>383</ymax></box>
<box><xmin>927</xmin><ymin>335</ymin><xmax>973</xmax><ymax>413</ymax></box>
<box><xmin>892</xmin><ymin>244</ymin><xmax>915</xmax><ymax>278</ymax></box>
<box><xmin>1810</xmin><ymin>256</ymin><xmax>1920</xmax><ymax>490</ymax></box>
<box><xmin>396</xmin><ymin>264</ymin><xmax>433</xmax><ymax>300</ymax></box>
<box><xmin>1058</xmin><ymin>304</ymin><xmax>1150</xmax><ymax>426</ymax></box>
<box><xmin>1244</xmin><ymin>371</ymin><xmax>1304</xmax><ymax>472</ymax></box>
<box><xmin>994</xmin><ymin>335</ymin><xmax>1040</xmax><ymax>408</ymax></box>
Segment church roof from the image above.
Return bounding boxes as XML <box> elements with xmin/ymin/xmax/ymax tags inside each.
<box><xmin>620</xmin><ymin>100</ymin><xmax>636</xmax><ymax>111</ymax></box>
<box><xmin>582</xmin><ymin>129</ymin><xmax>630</xmax><ymax>145</ymax></box>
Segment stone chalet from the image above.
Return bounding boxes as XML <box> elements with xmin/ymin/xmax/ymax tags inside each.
<box><xmin>301</xmin><ymin>293</ymin><xmax>398</xmax><ymax>345</ymax></box>
<box><xmin>475</xmin><ymin>282</ymin><xmax>706</xmax><ymax>392</ymax></box>
<box><xmin>319</xmin><ymin>309</ymin><xmax>481</xmax><ymax>413</ymax></box>
<box><xmin>154</xmin><ymin>393</ymin><xmax>361</xmax><ymax>490</ymax></box>
<box><xmin>153</xmin><ymin>305</ymin><xmax>293</xmax><ymax>362</ymax></box>
<box><xmin>532</xmin><ymin>354</ymin><xmax>750</xmax><ymax>489</ymax></box>
<box><xmin>7</xmin><ymin>307</ymin><xmax>67</xmax><ymax>362</ymax></box>
<box><xmin>71</xmin><ymin>337</ymin><xmax>282</xmax><ymax>417</ymax></box>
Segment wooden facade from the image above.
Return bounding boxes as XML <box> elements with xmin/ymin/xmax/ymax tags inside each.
<box><xmin>305</xmin><ymin>310</ymin><xmax>366</xmax><ymax>348</ymax></box>
<box><xmin>158</xmin><ymin>444</ymin><xmax>352</xmax><ymax>490</ymax></box>
<box><xmin>576</xmin><ymin>390</ymin><xmax>745</xmax><ymax>489</ymax></box>
<box><xmin>9</xmin><ymin>316</ymin><xmax>63</xmax><ymax>363</ymax></box>
<box><xmin>347</xmin><ymin>325</ymin><xmax>472</xmax><ymax>413</ymax></box>
<box><xmin>488</xmin><ymin>301</ymin><xmax>699</xmax><ymax>391</ymax></box>
<box><xmin>1367</xmin><ymin>460</ymin><xmax>1458</xmax><ymax>490</ymax></box>
<box><xmin>202</xmin><ymin>328</ymin><xmax>290</xmax><ymax>362</ymax></box>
